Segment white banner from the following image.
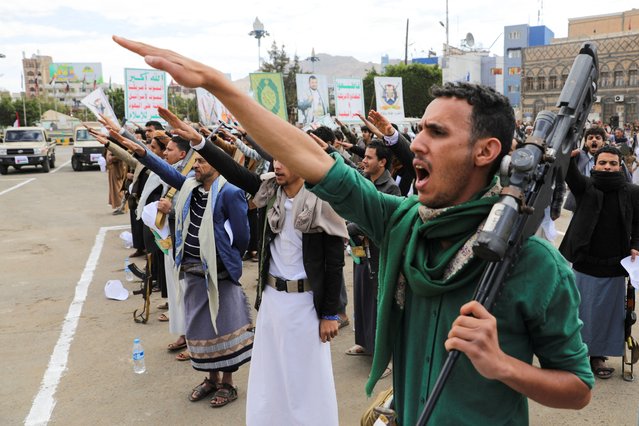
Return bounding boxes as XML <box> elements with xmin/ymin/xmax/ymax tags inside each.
<box><xmin>81</xmin><ymin>87</ymin><xmax>117</xmax><ymax>123</ymax></box>
<box><xmin>124</xmin><ymin>68</ymin><xmax>167</xmax><ymax>125</ymax></box>
<box><xmin>374</xmin><ymin>77</ymin><xmax>405</xmax><ymax>122</ymax></box>
<box><xmin>334</xmin><ymin>78</ymin><xmax>365</xmax><ymax>123</ymax></box>
<box><xmin>296</xmin><ymin>73</ymin><xmax>329</xmax><ymax>125</ymax></box>
<box><xmin>196</xmin><ymin>88</ymin><xmax>236</xmax><ymax>126</ymax></box>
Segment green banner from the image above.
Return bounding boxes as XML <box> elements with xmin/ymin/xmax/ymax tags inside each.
<box><xmin>249</xmin><ymin>73</ymin><xmax>288</xmax><ymax>121</ymax></box>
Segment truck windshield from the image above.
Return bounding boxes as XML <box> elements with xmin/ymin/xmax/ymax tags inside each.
<box><xmin>5</xmin><ymin>130</ymin><xmax>44</xmax><ymax>142</ymax></box>
<box><xmin>75</xmin><ymin>129</ymin><xmax>97</xmax><ymax>141</ymax></box>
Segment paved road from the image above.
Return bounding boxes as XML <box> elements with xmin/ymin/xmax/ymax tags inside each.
<box><xmin>1</xmin><ymin>146</ymin><xmax>637</xmax><ymax>425</ymax></box>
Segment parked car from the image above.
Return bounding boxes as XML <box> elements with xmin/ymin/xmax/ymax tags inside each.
<box><xmin>71</xmin><ymin>122</ymin><xmax>104</xmax><ymax>171</ymax></box>
<box><xmin>0</xmin><ymin>127</ymin><xmax>56</xmax><ymax>174</ymax></box>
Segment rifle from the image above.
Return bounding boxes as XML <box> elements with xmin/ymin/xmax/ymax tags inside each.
<box><xmin>623</xmin><ymin>281</ymin><xmax>637</xmax><ymax>381</ymax></box>
<box><xmin>133</xmin><ymin>252</ymin><xmax>152</xmax><ymax>323</ymax></box>
<box><xmin>417</xmin><ymin>42</ymin><xmax>599</xmax><ymax>425</ymax></box>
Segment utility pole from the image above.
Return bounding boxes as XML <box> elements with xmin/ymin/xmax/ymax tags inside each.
<box><xmin>404</xmin><ymin>19</ymin><xmax>409</xmax><ymax>65</ymax></box>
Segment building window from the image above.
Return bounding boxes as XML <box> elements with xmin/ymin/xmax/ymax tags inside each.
<box><xmin>549</xmin><ymin>75</ymin><xmax>558</xmax><ymax>90</ymax></box>
<box><xmin>629</xmin><ymin>69</ymin><xmax>638</xmax><ymax>86</ymax></box>
<box><xmin>533</xmin><ymin>100</ymin><xmax>546</xmax><ymax>118</ymax></box>
<box><xmin>561</xmin><ymin>73</ymin><xmax>569</xmax><ymax>87</ymax></box>
<box><xmin>614</xmin><ymin>71</ymin><xmax>624</xmax><ymax>87</ymax></box>
<box><xmin>602</xmin><ymin>98</ymin><xmax>615</xmax><ymax>124</ymax></box>
<box><xmin>509</xmin><ymin>31</ymin><xmax>521</xmax><ymax>40</ymax></box>
<box><xmin>600</xmin><ymin>72</ymin><xmax>610</xmax><ymax>88</ymax></box>
<box><xmin>525</xmin><ymin>77</ymin><xmax>534</xmax><ymax>91</ymax></box>
<box><xmin>507</xmin><ymin>49</ymin><xmax>521</xmax><ymax>59</ymax></box>
<box><xmin>626</xmin><ymin>98</ymin><xmax>637</xmax><ymax>123</ymax></box>
<box><xmin>508</xmin><ymin>85</ymin><xmax>520</xmax><ymax>93</ymax></box>
<box><xmin>537</xmin><ymin>77</ymin><xmax>546</xmax><ymax>91</ymax></box>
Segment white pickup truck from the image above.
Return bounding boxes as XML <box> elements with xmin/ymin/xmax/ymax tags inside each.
<box><xmin>0</xmin><ymin>127</ymin><xmax>56</xmax><ymax>174</ymax></box>
<box><xmin>71</xmin><ymin>122</ymin><xmax>104</xmax><ymax>171</ymax></box>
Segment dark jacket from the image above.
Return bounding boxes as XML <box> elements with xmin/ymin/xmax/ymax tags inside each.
<box><xmin>388</xmin><ymin>132</ymin><xmax>415</xmax><ymax>196</ymax></box>
<box><xmin>197</xmin><ymin>139</ymin><xmax>345</xmax><ymax>318</ymax></box>
<box><xmin>135</xmin><ymin>148</ymin><xmax>249</xmax><ymax>284</ymax></box>
<box><xmin>559</xmin><ymin>157</ymin><xmax>639</xmax><ymax>273</ymax></box>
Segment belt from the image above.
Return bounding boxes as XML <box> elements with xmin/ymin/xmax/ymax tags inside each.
<box><xmin>182</xmin><ymin>262</ymin><xmax>230</xmax><ymax>280</ymax></box>
<box><xmin>267</xmin><ymin>275</ymin><xmax>311</xmax><ymax>293</ymax></box>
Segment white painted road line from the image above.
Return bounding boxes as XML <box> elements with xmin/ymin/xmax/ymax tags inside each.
<box><xmin>24</xmin><ymin>224</ymin><xmax>129</xmax><ymax>426</ymax></box>
<box><xmin>50</xmin><ymin>160</ymin><xmax>71</xmax><ymax>174</ymax></box>
<box><xmin>0</xmin><ymin>178</ymin><xmax>36</xmax><ymax>196</ymax></box>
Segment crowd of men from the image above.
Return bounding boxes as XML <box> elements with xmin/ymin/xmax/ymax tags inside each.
<box><xmin>81</xmin><ymin>35</ymin><xmax>639</xmax><ymax>425</ymax></box>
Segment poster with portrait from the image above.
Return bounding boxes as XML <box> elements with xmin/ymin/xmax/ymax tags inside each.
<box><xmin>196</xmin><ymin>88</ymin><xmax>237</xmax><ymax>126</ymax></box>
<box><xmin>124</xmin><ymin>68</ymin><xmax>168</xmax><ymax>125</ymax></box>
<box><xmin>249</xmin><ymin>73</ymin><xmax>288</xmax><ymax>121</ymax></box>
<box><xmin>374</xmin><ymin>76</ymin><xmax>405</xmax><ymax>122</ymax></box>
<box><xmin>334</xmin><ymin>78</ymin><xmax>364</xmax><ymax>122</ymax></box>
<box><xmin>81</xmin><ymin>87</ymin><xmax>117</xmax><ymax>124</ymax></box>
<box><xmin>296</xmin><ymin>73</ymin><xmax>329</xmax><ymax>125</ymax></box>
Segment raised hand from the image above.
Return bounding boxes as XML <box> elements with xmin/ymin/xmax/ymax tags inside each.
<box><xmin>355</xmin><ymin>112</ymin><xmax>384</xmax><ymax>138</ymax></box>
<box><xmin>98</xmin><ymin>113</ymin><xmax>121</xmax><ymax>132</ymax></box>
<box><xmin>108</xmin><ymin>129</ymin><xmax>145</xmax><ymax>156</ymax></box>
<box><xmin>308</xmin><ymin>132</ymin><xmax>329</xmax><ymax>150</ymax></box>
<box><xmin>157</xmin><ymin>106</ymin><xmax>201</xmax><ymax>144</ymax></box>
<box><xmin>368</xmin><ymin>110</ymin><xmax>394</xmax><ymax>136</ymax></box>
<box><xmin>113</xmin><ymin>36</ymin><xmax>213</xmax><ymax>89</ymax></box>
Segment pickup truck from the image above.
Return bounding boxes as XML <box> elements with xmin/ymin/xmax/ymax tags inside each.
<box><xmin>71</xmin><ymin>123</ymin><xmax>104</xmax><ymax>171</ymax></box>
<box><xmin>0</xmin><ymin>127</ymin><xmax>56</xmax><ymax>174</ymax></box>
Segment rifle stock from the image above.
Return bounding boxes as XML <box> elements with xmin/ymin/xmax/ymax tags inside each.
<box><xmin>417</xmin><ymin>42</ymin><xmax>598</xmax><ymax>425</ymax></box>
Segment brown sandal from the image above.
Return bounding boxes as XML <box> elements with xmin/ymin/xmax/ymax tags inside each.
<box><xmin>189</xmin><ymin>377</ymin><xmax>216</xmax><ymax>402</ymax></box>
<box><xmin>176</xmin><ymin>350</ymin><xmax>190</xmax><ymax>361</ymax></box>
<box><xmin>210</xmin><ymin>383</ymin><xmax>238</xmax><ymax>408</ymax></box>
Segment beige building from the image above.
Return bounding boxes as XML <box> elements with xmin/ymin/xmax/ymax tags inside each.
<box><xmin>22</xmin><ymin>54</ymin><xmax>52</xmax><ymax>99</ymax></box>
<box><xmin>521</xmin><ymin>9</ymin><xmax>639</xmax><ymax>127</ymax></box>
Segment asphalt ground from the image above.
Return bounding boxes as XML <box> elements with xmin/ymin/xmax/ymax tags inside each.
<box><xmin>1</xmin><ymin>146</ymin><xmax>637</xmax><ymax>425</ymax></box>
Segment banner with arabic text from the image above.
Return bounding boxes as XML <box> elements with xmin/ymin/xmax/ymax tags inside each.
<box><xmin>334</xmin><ymin>78</ymin><xmax>364</xmax><ymax>123</ymax></box>
<box><xmin>249</xmin><ymin>73</ymin><xmax>287</xmax><ymax>121</ymax></box>
<box><xmin>124</xmin><ymin>68</ymin><xmax>167</xmax><ymax>125</ymax></box>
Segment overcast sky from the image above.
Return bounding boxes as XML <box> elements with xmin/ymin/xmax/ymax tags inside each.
<box><xmin>0</xmin><ymin>1</ymin><xmax>637</xmax><ymax>92</ymax></box>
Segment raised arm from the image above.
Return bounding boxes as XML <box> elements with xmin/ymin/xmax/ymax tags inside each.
<box><xmin>114</xmin><ymin>36</ymin><xmax>333</xmax><ymax>184</ymax></box>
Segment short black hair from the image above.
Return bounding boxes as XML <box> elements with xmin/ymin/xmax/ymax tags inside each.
<box><xmin>312</xmin><ymin>126</ymin><xmax>335</xmax><ymax>144</ymax></box>
<box><xmin>334</xmin><ymin>129</ymin><xmax>344</xmax><ymax>141</ymax></box>
<box><xmin>361</xmin><ymin>126</ymin><xmax>371</xmax><ymax>133</ymax></box>
<box><xmin>145</xmin><ymin>120</ymin><xmax>164</xmax><ymax>131</ymax></box>
<box><xmin>594</xmin><ymin>145</ymin><xmax>622</xmax><ymax>163</ymax></box>
<box><xmin>134</xmin><ymin>128</ymin><xmax>145</xmax><ymax>137</ymax></box>
<box><xmin>171</xmin><ymin>135</ymin><xmax>191</xmax><ymax>153</ymax></box>
<box><xmin>430</xmin><ymin>82</ymin><xmax>515</xmax><ymax>175</ymax></box>
<box><xmin>584</xmin><ymin>127</ymin><xmax>606</xmax><ymax>140</ymax></box>
<box><xmin>366</xmin><ymin>140</ymin><xmax>393</xmax><ymax>170</ymax></box>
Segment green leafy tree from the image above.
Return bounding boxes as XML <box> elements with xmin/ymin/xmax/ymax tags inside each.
<box><xmin>168</xmin><ymin>92</ymin><xmax>198</xmax><ymax>122</ymax></box>
<box><xmin>363</xmin><ymin>63</ymin><xmax>442</xmax><ymax>118</ymax></box>
<box><xmin>106</xmin><ymin>87</ymin><xmax>125</xmax><ymax>119</ymax></box>
<box><xmin>260</xmin><ymin>42</ymin><xmax>304</xmax><ymax>123</ymax></box>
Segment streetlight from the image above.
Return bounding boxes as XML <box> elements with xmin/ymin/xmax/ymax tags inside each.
<box><xmin>249</xmin><ymin>17</ymin><xmax>269</xmax><ymax>70</ymax></box>
<box><xmin>439</xmin><ymin>0</ymin><xmax>449</xmax><ymax>67</ymax></box>
<box><xmin>305</xmin><ymin>48</ymin><xmax>320</xmax><ymax>72</ymax></box>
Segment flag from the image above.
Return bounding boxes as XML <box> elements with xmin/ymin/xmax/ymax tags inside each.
<box><xmin>13</xmin><ymin>112</ymin><xmax>20</xmax><ymax>127</ymax></box>
<box><xmin>93</xmin><ymin>79</ymin><xmax>97</xmax><ymax>90</ymax></box>
<box><xmin>65</xmin><ymin>83</ymin><xmax>70</xmax><ymax>93</ymax></box>
<box><xmin>491</xmin><ymin>68</ymin><xmax>503</xmax><ymax>75</ymax></box>
<box><xmin>108</xmin><ymin>76</ymin><xmax>112</xmax><ymax>90</ymax></box>
<box><xmin>81</xmin><ymin>76</ymin><xmax>86</xmax><ymax>91</ymax></box>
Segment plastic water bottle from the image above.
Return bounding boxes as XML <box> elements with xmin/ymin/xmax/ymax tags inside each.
<box><xmin>124</xmin><ymin>257</ymin><xmax>134</xmax><ymax>282</ymax></box>
<box><xmin>132</xmin><ymin>338</ymin><xmax>146</xmax><ymax>374</ymax></box>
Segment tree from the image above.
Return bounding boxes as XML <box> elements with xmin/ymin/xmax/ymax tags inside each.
<box><xmin>363</xmin><ymin>63</ymin><xmax>442</xmax><ymax>118</ymax></box>
<box><xmin>168</xmin><ymin>92</ymin><xmax>197</xmax><ymax>122</ymax></box>
<box><xmin>260</xmin><ymin>42</ymin><xmax>304</xmax><ymax>123</ymax></box>
<box><xmin>106</xmin><ymin>87</ymin><xmax>125</xmax><ymax>119</ymax></box>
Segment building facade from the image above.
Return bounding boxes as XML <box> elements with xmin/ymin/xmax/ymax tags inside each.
<box><xmin>503</xmin><ymin>24</ymin><xmax>554</xmax><ymax>111</ymax></box>
<box><xmin>22</xmin><ymin>55</ymin><xmax>52</xmax><ymax>99</ymax></box>
<box><xmin>522</xmin><ymin>12</ymin><xmax>639</xmax><ymax>126</ymax></box>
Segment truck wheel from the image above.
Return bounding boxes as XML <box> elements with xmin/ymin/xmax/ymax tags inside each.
<box><xmin>49</xmin><ymin>154</ymin><xmax>56</xmax><ymax>169</ymax></box>
<box><xmin>42</xmin><ymin>158</ymin><xmax>50</xmax><ymax>173</ymax></box>
<box><xmin>71</xmin><ymin>156</ymin><xmax>83</xmax><ymax>171</ymax></box>
<box><xmin>0</xmin><ymin>165</ymin><xmax>8</xmax><ymax>175</ymax></box>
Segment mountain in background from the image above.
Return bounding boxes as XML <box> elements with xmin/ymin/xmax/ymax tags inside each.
<box><xmin>232</xmin><ymin>53</ymin><xmax>403</xmax><ymax>92</ymax></box>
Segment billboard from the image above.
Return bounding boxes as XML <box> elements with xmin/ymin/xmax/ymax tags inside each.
<box><xmin>296</xmin><ymin>73</ymin><xmax>329</xmax><ymax>125</ymax></box>
<box><xmin>49</xmin><ymin>63</ymin><xmax>103</xmax><ymax>84</ymax></box>
<box><xmin>334</xmin><ymin>78</ymin><xmax>364</xmax><ymax>123</ymax></box>
<box><xmin>124</xmin><ymin>68</ymin><xmax>168</xmax><ymax>125</ymax></box>
<box><xmin>196</xmin><ymin>88</ymin><xmax>237</xmax><ymax>126</ymax></box>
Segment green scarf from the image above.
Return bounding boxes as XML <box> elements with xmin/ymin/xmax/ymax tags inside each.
<box><xmin>366</xmin><ymin>177</ymin><xmax>501</xmax><ymax>395</ymax></box>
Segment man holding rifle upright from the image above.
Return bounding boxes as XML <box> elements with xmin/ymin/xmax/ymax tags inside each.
<box><xmin>114</xmin><ymin>36</ymin><xmax>594</xmax><ymax>424</ymax></box>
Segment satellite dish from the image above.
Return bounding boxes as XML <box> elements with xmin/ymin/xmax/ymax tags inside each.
<box><xmin>465</xmin><ymin>33</ymin><xmax>475</xmax><ymax>48</ymax></box>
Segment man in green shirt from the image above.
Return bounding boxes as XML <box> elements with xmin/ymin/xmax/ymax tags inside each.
<box><xmin>114</xmin><ymin>36</ymin><xmax>594</xmax><ymax>425</ymax></box>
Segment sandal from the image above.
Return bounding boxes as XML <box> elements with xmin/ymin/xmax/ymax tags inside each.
<box><xmin>167</xmin><ymin>341</ymin><xmax>187</xmax><ymax>352</ymax></box>
<box><xmin>345</xmin><ymin>345</ymin><xmax>369</xmax><ymax>356</ymax></box>
<box><xmin>591</xmin><ymin>357</ymin><xmax>614</xmax><ymax>379</ymax></box>
<box><xmin>210</xmin><ymin>383</ymin><xmax>238</xmax><ymax>408</ymax></box>
<box><xmin>176</xmin><ymin>350</ymin><xmax>190</xmax><ymax>361</ymax></box>
<box><xmin>189</xmin><ymin>377</ymin><xmax>216</xmax><ymax>402</ymax></box>
<box><xmin>158</xmin><ymin>313</ymin><xmax>169</xmax><ymax>322</ymax></box>
<box><xmin>157</xmin><ymin>302</ymin><xmax>169</xmax><ymax>310</ymax></box>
